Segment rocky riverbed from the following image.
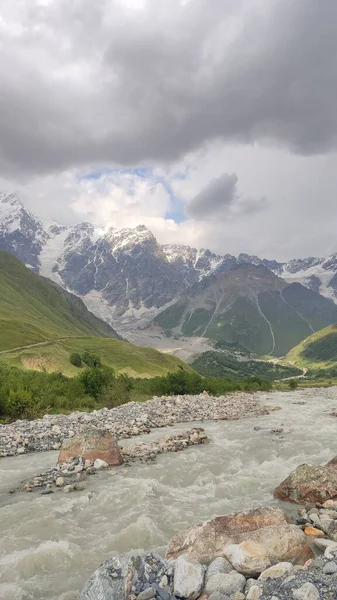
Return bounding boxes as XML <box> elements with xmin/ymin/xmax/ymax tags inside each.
<box><xmin>18</xmin><ymin>428</ymin><xmax>208</xmax><ymax>493</ymax></box>
<box><xmin>0</xmin><ymin>392</ymin><xmax>268</xmax><ymax>457</ymax></box>
<box><xmin>3</xmin><ymin>388</ymin><xmax>337</xmax><ymax>599</ymax></box>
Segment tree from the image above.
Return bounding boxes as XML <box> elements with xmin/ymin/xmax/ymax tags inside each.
<box><xmin>82</xmin><ymin>351</ymin><xmax>101</xmax><ymax>367</ymax></box>
<box><xmin>69</xmin><ymin>352</ymin><xmax>82</xmax><ymax>367</ymax></box>
<box><xmin>79</xmin><ymin>366</ymin><xmax>114</xmax><ymax>399</ymax></box>
<box><xmin>288</xmin><ymin>379</ymin><xmax>299</xmax><ymax>390</ymax></box>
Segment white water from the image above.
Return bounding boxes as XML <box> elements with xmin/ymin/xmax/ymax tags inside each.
<box><xmin>1</xmin><ymin>389</ymin><xmax>337</xmax><ymax>599</ymax></box>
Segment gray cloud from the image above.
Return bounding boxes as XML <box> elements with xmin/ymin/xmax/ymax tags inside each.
<box><xmin>0</xmin><ymin>0</ymin><xmax>337</xmax><ymax>177</ymax></box>
<box><xmin>186</xmin><ymin>173</ymin><xmax>238</xmax><ymax>218</ymax></box>
<box><xmin>186</xmin><ymin>172</ymin><xmax>268</xmax><ymax>220</ymax></box>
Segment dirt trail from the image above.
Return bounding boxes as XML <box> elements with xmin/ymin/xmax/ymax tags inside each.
<box><xmin>0</xmin><ymin>338</ymin><xmax>71</xmax><ymax>355</ymax></box>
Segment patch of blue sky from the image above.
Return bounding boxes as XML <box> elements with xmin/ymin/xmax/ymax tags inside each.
<box><xmin>81</xmin><ymin>167</ymin><xmax>187</xmax><ymax>222</ymax></box>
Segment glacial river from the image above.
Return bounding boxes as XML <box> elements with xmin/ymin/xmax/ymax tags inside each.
<box><xmin>1</xmin><ymin>389</ymin><xmax>337</xmax><ymax>599</ymax></box>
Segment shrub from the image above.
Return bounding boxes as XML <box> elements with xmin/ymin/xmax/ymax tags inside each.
<box><xmin>79</xmin><ymin>366</ymin><xmax>114</xmax><ymax>399</ymax></box>
<box><xmin>4</xmin><ymin>388</ymin><xmax>39</xmax><ymax>420</ymax></box>
<box><xmin>82</xmin><ymin>351</ymin><xmax>101</xmax><ymax>368</ymax></box>
<box><xmin>69</xmin><ymin>352</ymin><xmax>82</xmax><ymax>367</ymax></box>
<box><xmin>288</xmin><ymin>379</ymin><xmax>299</xmax><ymax>390</ymax></box>
<box><xmin>100</xmin><ymin>375</ymin><xmax>133</xmax><ymax>408</ymax></box>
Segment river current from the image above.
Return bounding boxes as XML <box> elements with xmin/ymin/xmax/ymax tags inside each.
<box><xmin>1</xmin><ymin>389</ymin><xmax>337</xmax><ymax>599</ymax></box>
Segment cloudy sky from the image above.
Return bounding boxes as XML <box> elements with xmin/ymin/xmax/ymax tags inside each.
<box><xmin>1</xmin><ymin>0</ymin><xmax>337</xmax><ymax>260</ymax></box>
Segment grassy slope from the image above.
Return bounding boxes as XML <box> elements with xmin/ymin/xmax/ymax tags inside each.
<box><xmin>191</xmin><ymin>351</ymin><xmax>302</xmax><ymax>380</ymax></box>
<box><xmin>0</xmin><ymin>250</ymin><xmax>118</xmax><ymax>350</ymax></box>
<box><xmin>0</xmin><ymin>337</ymin><xmax>194</xmax><ymax>378</ymax></box>
<box><xmin>0</xmin><ymin>251</ymin><xmax>194</xmax><ymax>377</ymax></box>
<box><xmin>286</xmin><ymin>324</ymin><xmax>337</xmax><ymax>369</ymax></box>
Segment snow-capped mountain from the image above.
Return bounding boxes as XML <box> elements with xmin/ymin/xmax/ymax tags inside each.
<box><xmin>0</xmin><ymin>192</ymin><xmax>47</xmax><ymax>270</ymax></box>
<box><xmin>1</xmin><ymin>191</ymin><xmax>337</xmax><ymax>334</ymax></box>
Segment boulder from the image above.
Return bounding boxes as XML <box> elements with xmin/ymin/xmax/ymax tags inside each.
<box><xmin>205</xmin><ymin>572</ymin><xmax>246</xmax><ymax>597</ymax></box>
<box><xmin>173</xmin><ymin>554</ymin><xmax>205</xmax><ymax>600</ymax></box>
<box><xmin>224</xmin><ymin>541</ymin><xmax>271</xmax><ymax>577</ymax></box>
<box><xmin>258</xmin><ymin>562</ymin><xmax>293</xmax><ymax>580</ymax></box>
<box><xmin>166</xmin><ymin>506</ymin><xmax>313</xmax><ymax>565</ymax></box>
<box><xmin>58</xmin><ymin>428</ymin><xmax>123</xmax><ymax>466</ymax></box>
<box><xmin>206</xmin><ymin>557</ymin><xmax>233</xmax><ymax>581</ymax></box>
<box><xmin>273</xmin><ymin>463</ymin><xmax>337</xmax><ymax>504</ymax></box>
<box><xmin>81</xmin><ymin>553</ymin><xmax>168</xmax><ymax>600</ymax></box>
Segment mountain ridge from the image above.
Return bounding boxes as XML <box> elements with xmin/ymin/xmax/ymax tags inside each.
<box><xmin>2</xmin><ymin>192</ymin><xmax>337</xmax><ymax>335</ymax></box>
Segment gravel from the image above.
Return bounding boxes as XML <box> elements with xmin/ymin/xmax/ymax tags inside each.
<box><xmin>0</xmin><ymin>392</ymin><xmax>268</xmax><ymax>457</ymax></box>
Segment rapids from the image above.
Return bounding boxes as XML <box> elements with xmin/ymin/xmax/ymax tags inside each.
<box><xmin>1</xmin><ymin>389</ymin><xmax>337</xmax><ymax>599</ymax></box>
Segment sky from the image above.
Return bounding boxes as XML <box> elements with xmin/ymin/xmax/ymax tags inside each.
<box><xmin>1</xmin><ymin>0</ymin><xmax>337</xmax><ymax>260</ymax></box>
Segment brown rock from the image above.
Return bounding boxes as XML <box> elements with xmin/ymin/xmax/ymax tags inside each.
<box><xmin>165</xmin><ymin>506</ymin><xmax>312</xmax><ymax>565</ymax></box>
<box><xmin>58</xmin><ymin>428</ymin><xmax>123</xmax><ymax>466</ymax></box>
<box><xmin>274</xmin><ymin>463</ymin><xmax>337</xmax><ymax>505</ymax></box>
<box><xmin>304</xmin><ymin>526</ymin><xmax>325</xmax><ymax>537</ymax></box>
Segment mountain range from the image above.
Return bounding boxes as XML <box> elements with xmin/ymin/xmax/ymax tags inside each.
<box><xmin>2</xmin><ymin>192</ymin><xmax>337</xmax><ymax>356</ymax></box>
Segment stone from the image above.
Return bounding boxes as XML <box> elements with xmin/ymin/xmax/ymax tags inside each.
<box><xmin>94</xmin><ymin>458</ymin><xmax>109</xmax><ymax>470</ymax></box>
<box><xmin>208</xmin><ymin>593</ymin><xmax>230</xmax><ymax>600</ymax></box>
<box><xmin>323</xmin><ymin>560</ymin><xmax>337</xmax><ymax>574</ymax></box>
<box><xmin>63</xmin><ymin>484</ymin><xmax>74</xmax><ymax>493</ymax></box>
<box><xmin>274</xmin><ymin>463</ymin><xmax>337</xmax><ymax>504</ymax></box>
<box><xmin>137</xmin><ymin>588</ymin><xmax>156</xmax><ymax>600</ymax></box>
<box><xmin>292</xmin><ymin>582</ymin><xmax>319</xmax><ymax>600</ymax></box>
<box><xmin>206</xmin><ymin>557</ymin><xmax>233</xmax><ymax>581</ymax></box>
<box><xmin>58</xmin><ymin>428</ymin><xmax>123</xmax><ymax>466</ymax></box>
<box><xmin>205</xmin><ymin>572</ymin><xmax>246</xmax><ymax>597</ymax></box>
<box><xmin>55</xmin><ymin>477</ymin><xmax>64</xmax><ymax>487</ymax></box>
<box><xmin>166</xmin><ymin>506</ymin><xmax>312</xmax><ymax>565</ymax></box>
<box><xmin>258</xmin><ymin>562</ymin><xmax>293</xmax><ymax>580</ymax></box>
<box><xmin>224</xmin><ymin>540</ymin><xmax>271</xmax><ymax>577</ymax></box>
<box><xmin>173</xmin><ymin>554</ymin><xmax>204</xmax><ymax>600</ymax></box>
<box><xmin>246</xmin><ymin>585</ymin><xmax>263</xmax><ymax>600</ymax></box>
<box><xmin>304</xmin><ymin>526</ymin><xmax>325</xmax><ymax>537</ymax></box>
<box><xmin>232</xmin><ymin>593</ymin><xmax>245</xmax><ymax>600</ymax></box>
<box><xmin>74</xmin><ymin>481</ymin><xmax>86</xmax><ymax>491</ymax></box>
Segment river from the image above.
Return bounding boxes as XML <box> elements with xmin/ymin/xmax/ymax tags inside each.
<box><xmin>1</xmin><ymin>389</ymin><xmax>337</xmax><ymax>599</ymax></box>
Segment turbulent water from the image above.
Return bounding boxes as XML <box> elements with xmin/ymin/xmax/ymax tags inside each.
<box><xmin>1</xmin><ymin>389</ymin><xmax>337</xmax><ymax>600</ymax></box>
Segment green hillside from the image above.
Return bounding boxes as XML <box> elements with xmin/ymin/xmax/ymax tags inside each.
<box><xmin>0</xmin><ymin>250</ymin><xmax>119</xmax><ymax>350</ymax></box>
<box><xmin>154</xmin><ymin>265</ymin><xmax>337</xmax><ymax>356</ymax></box>
<box><xmin>286</xmin><ymin>324</ymin><xmax>337</xmax><ymax>369</ymax></box>
<box><xmin>191</xmin><ymin>351</ymin><xmax>302</xmax><ymax>380</ymax></box>
<box><xmin>0</xmin><ymin>336</ymin><xmax>193</xmax><ymax>377</ymax></box>
<box><xmin>0</xmin><ymin>251</ymin><xmax>193</xmax><ymax>378</ymax></box>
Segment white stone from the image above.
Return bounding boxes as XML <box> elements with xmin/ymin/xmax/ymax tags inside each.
<box><xmin>292</xmin><ymin>582</ymin><xmax>319</xmax><ymax>600</ymax></box>
<box><xmin>17</xmin><ymin>447</ymin><xmax>25</xmax><ymax>454</ymax></box>
<box><xmin>173</xmin><ymin>554</ymin><xmax>204</xmax><ymax>600</ymax></box>
<box><xmin>224</xmin><ymin>540</ymin><xmax>271</xmax><ymax>576</ymax></box>
<box><xmin>55</xmin><ymin>477</ymin><xmax>64</xmax><ymax>487</ymax></box>
<box><xmin>246</xmin><ymin>585</ymin><xmax>263</xmax><ymax>600</ymax></box>
<box><xmin>205</xmin><ymin>571</ymin><xmax>246</xmax><ymax>597</ymax></box>
<box><xmin>94</xmin><ymin>459</ymin><xmax>109</xmax><ymax>470</ymax></box>
<box><xmin>259</xmin><ymin>562</ymin><xmax>293</xmax><ymax>581</ymax></box>
<box><xmin>206</xmin><ymin>557</ymin><xmax>233</xmax><ymax>581</ymax></box>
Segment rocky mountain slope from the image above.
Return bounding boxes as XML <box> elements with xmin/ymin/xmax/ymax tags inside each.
<box><xmin>2</xmin><ymin>192</ymin><xmax>337</xmax><ymax>339</ymax></box>
<box><xmin>154</xmin><ymin>264</ymin><xmax>337</xmax><ymax>356</ymax></box>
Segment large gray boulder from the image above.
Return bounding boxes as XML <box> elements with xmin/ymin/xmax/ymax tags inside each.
<box><xmin>80</xmin><ymin>553</ymin><xmax>169</xmax><ymax>600</ymax></box>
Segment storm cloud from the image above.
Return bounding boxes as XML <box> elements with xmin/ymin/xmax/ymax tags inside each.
<box><xmin>0</xmin><ymin>0</ymin><xmax>337</xmax><ymax>177</ymax></box>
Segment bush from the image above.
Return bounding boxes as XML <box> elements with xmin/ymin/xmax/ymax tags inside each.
<box><xmin>100</xmin><ymin>375</ymin><xmax>133</xmax><ymax>408</ymax></box>
<box><xmin>4</xmin><ymin>388</ymin><xmax>39</xmax><ymax>420</ymax></box>
<box><xmin>79</xmin><ymin>366</ymin><xmax>114</xmax><ymax>399</ymax></box>
<box><xmin>82</xmin><ymin>352</ymin><xmax>101</xmax><ymax>368</ymax></box>
<box><xmin>69</xmin><ymin>352</ymin><xmax>82</xmax><ymax>367</ymax></box>
<box><xmin>288</xmin><ymin>379</ymin><xmax>299</xmax><ymax>390</ymax></box>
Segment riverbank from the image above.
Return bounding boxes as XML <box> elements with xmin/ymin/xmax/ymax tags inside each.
<box><xmin>0</xmin><ymin>391</ymin><xmax>269</xmax><ymax>457</ymax></box>
<box><xmin>2</xmin><ymin>388</ymin><xmax>337</xmax><ymax>599</ymax></box>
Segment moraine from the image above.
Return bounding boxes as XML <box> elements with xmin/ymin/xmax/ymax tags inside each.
<box><xmin>1</xmin><ymin>388</ymin><xmax>337</xmax><ymax>599</ymax></box>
